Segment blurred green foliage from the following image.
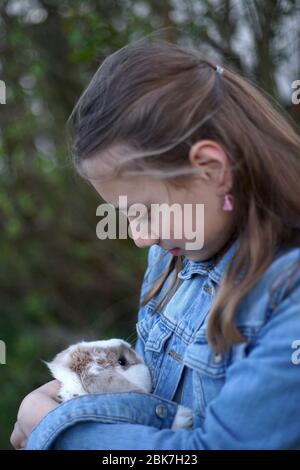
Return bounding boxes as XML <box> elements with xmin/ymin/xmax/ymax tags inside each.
<box><xmin>0</xmin><ymin>0</ymin><xmax>299</xmax><ymax>449</ymax></box>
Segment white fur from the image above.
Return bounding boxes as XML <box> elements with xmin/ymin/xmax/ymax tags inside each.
<box><xmin>172</xmin><ymin>405</ymin><xmax>193</xmax><ymax>430</ymax></box>
<box><xmin>45</xmin><ymin>348</ymin><xmax>86</xmax><ymax>401</ymax></box>
<box><xmin>117</xmin><ymin>363</ymin><xmax>152</xmax><ymax>393</ymax></box>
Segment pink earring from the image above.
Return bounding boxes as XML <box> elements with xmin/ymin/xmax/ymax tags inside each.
<box><xmin>223</xmin><ymin>194</ymin><xmax>234</xmax><ymax>211</ymax></box>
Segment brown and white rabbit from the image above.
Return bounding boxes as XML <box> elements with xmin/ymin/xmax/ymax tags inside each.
<box><xmin>45</xmin><ymin>339</ymin><xmax>192</xmax><ymax>430</ymax></box>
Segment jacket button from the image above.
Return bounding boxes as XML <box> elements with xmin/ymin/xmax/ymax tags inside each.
<box><xmin>213</xmin><ymin>353</ymin><xmax>222</xmax><ymax>364</ymax></box>
<box><xmin>203</xmin><ymin>284</ymin><xmax>213</xmax><ymax>294</ymax></box>
<box><xmin>155</xmin><ymin>404</ymin><xmax>167</xmax><ymax>419</ymax></box>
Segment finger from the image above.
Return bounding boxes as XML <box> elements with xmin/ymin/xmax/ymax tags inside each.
<box><xmin>37</xmin><ymin>379</ymin><xmax>62</xmax><ymax>400</ymax></box>
<box><xmin>10</xmin><ymin>422</ymin><xmax>27</xmax><ymax>449</ymax></box>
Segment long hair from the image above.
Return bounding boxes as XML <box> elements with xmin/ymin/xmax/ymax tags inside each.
<box><xmin>68</xmin><ymin>37</ymin><xmax>300</xmax><ymax>353</ymax></box>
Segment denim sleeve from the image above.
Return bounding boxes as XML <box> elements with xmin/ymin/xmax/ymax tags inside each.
<box><xmin>25</xmin><ymin>392</ymin><xmax>183</xmax><ymax>450</ymax></box>
<box><xmin>26</xmin><ymin>276</ymin><xmax>300</xmax><ymax>450</ymax></box>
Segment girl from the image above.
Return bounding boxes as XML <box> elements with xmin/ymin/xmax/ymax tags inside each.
<box><xmin>11</xmin><ymin>38</ymin><xmax>300</xmax><ymax>450</ymax></box>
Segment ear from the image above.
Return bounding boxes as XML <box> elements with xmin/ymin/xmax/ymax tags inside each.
<box><xmin>42</xmin><ymin>359</ymin><xmax>52</xmax><ymax>369</ymax></box>
<box><xmin>188</xmin><ymin>140</ymin><xmax>232</xmax><ymax>193</ymax></box>
<box><xmin>42</xmin><ymin>359</ymin><xmax>56</xmax><ymax>377</ymax></box>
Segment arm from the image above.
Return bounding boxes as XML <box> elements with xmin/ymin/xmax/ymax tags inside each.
<box><xmin>24</xmin><ymin>282</ymin><xmax>300</xmax><ymax>450</ymax></box>
<box><xmin>10</xmin><ymin>380</ymin><xmax>61</xmax><ymax>449</ymax></box>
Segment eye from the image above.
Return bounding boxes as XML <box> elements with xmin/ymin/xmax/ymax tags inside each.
<box><xmin>118</xmin><ymin>356</ymin><xmax>127</xmax><ymax>367</ymax></box>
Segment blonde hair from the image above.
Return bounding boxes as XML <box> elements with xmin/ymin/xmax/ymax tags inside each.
<box><xmin>68</xmin><ymin>36</ymin><xmax>300</xmax><ymax>353</ymax></box>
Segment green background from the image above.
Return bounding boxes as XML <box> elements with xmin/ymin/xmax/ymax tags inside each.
<box><xmin>0</xmin><ymin>0</ymin><xmax>299</xmax><ymax>449</ymax></box>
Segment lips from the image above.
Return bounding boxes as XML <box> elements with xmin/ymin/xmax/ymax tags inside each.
<box><xmin>168</xmin><ymin>248</ymin><xmax>181</xmax><ymax>256</ymax></box>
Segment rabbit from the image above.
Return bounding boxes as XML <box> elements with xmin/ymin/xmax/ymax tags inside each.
<box><xmin>45</xmin><ymin>338</ymin><xmax>193</xmax><ymax>430</ymax></box>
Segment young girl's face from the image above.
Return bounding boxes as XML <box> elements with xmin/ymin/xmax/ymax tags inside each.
<box><xmin>83</xmin><ymin>143</ymin><xmax>235</xmax><ymax>262</ymax></box>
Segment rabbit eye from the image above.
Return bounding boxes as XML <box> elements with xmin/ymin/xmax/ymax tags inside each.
<box><xmin>118</xmin><ymin>356</ymin><xmax>127</xmax><ymax>366</ymax></box>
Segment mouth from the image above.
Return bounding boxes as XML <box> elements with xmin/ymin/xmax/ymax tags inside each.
<box><xmin>168</xmin><ymin>247</ymin><xmax>182</xmax><ymax>256</ymax></box>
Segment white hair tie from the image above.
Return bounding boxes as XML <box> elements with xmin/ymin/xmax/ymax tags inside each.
<box><xmin>215</xmin><ymin>65</ymin><xmax>224</xmax><ymax>75</ymax></box>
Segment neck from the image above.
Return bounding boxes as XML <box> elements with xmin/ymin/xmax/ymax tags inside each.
<box><xmin>214</xmin><ymin>232</ymin><xmax>237</xmax><ymax>265</ymax></box>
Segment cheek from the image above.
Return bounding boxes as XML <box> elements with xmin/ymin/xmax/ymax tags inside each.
<box><xmin>144</xmin><ymin>211</ymin><xmax>167</xmax><ymax>238</ymax></box>
<box><xmin>171</xmin><ymin>206</ymin><xmax>203</xmax><ymax>243</ymax></box>
<box><xmin>155</xmin><ymin>207</ymin><xmax>184</xmax><ymax>236</ymax></box>
<box><xmin>171</xmin><ymin>217</ymin><xmax>183</xmax><ymax>241</ymax></box>
<box><xmin>203</xmin><ymin>201</ymin><xmax>228</xmax><ymax>240</ymax></box>
<box><xmin>129</xmin><ymin>216</ymin><xmax>158</xmax><ymax>240</ymax></box>
<box><xmin>155</xmin><ymin>210</ymin><xmax>196</xmax><ymax>243</ymax></box>
<box><xmin>180</xmin><ymin>199</ymin><xmax>223</xmax><ymax>249</ymax></box>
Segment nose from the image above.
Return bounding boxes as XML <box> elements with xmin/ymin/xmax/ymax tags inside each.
<box><xmin>129</xmin><ymin>221</ymin><xmax>159</xmax><ymax>248</ymax></box>
<box><xmin>133</xmin><ymin>237</ymin><xmax>159</xmax><ymax>249</ymax></box>
<box><xmin>129</xmin><ymin>220</ymin><xmax>159</xmax><ymax>248</ymax></box>
<box><xmin>132</xmin><ymin>231</ymin><xmax>159</xmax><ymax>248</ymax></box>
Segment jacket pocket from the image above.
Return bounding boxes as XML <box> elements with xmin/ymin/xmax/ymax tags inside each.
<box><xmin>183</xmin><ymin>333</ymin><xmax>227</xmax><ymax>419</ymax></box>
<box><xmin>136</xmin><ymin>315</ymin><xmax>173</xmax><ymax>391</ymax></box>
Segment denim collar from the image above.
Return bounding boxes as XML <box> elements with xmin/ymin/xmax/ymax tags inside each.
<box><xmin>177</xmin><ymin>239</ymin><xmax>239</xmax><ymax>285</ymax></box>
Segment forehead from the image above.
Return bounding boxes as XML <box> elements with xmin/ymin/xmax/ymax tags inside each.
<box><xmin>83</xmin><ymin>157</ymin><xmax>169</xmax><ymax>207</ymax></box>
<box><xmin>80</xmin><ymin>143</ymin><xmax>193</xmax><ymax>207</ymax></box>
<box><xmin>97</xmin><ymin>178</ymin><xmax>165</xmax><ymax>207</ymax></box>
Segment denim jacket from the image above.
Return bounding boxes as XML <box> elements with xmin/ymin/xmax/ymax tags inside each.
<box><xmin>25</xmin><ymin>240</ymin><xmax>300</xmax><ymax>450</ymax></box>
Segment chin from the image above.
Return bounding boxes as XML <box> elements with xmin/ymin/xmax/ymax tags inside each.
<box><xmin>184</xmin><ymin>249</ymin><xmax>209</xmax><ymax>262</ymax></box>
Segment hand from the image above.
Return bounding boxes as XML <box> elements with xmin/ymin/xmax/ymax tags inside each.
<box><xmin>10</xmin><ymin>379</ymin><xmax>61</xmax><ymax>449</ymax></box>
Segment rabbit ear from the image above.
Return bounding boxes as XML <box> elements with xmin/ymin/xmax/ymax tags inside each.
<box><xmin>81</xmin><ymin>369</ymin><xmax>143</xmax><ymax>394</ymax></box>
<box><xmin>43</xmin><ymin>359</ymin><xmax>55</xmax><ymax>375</ymax></box>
